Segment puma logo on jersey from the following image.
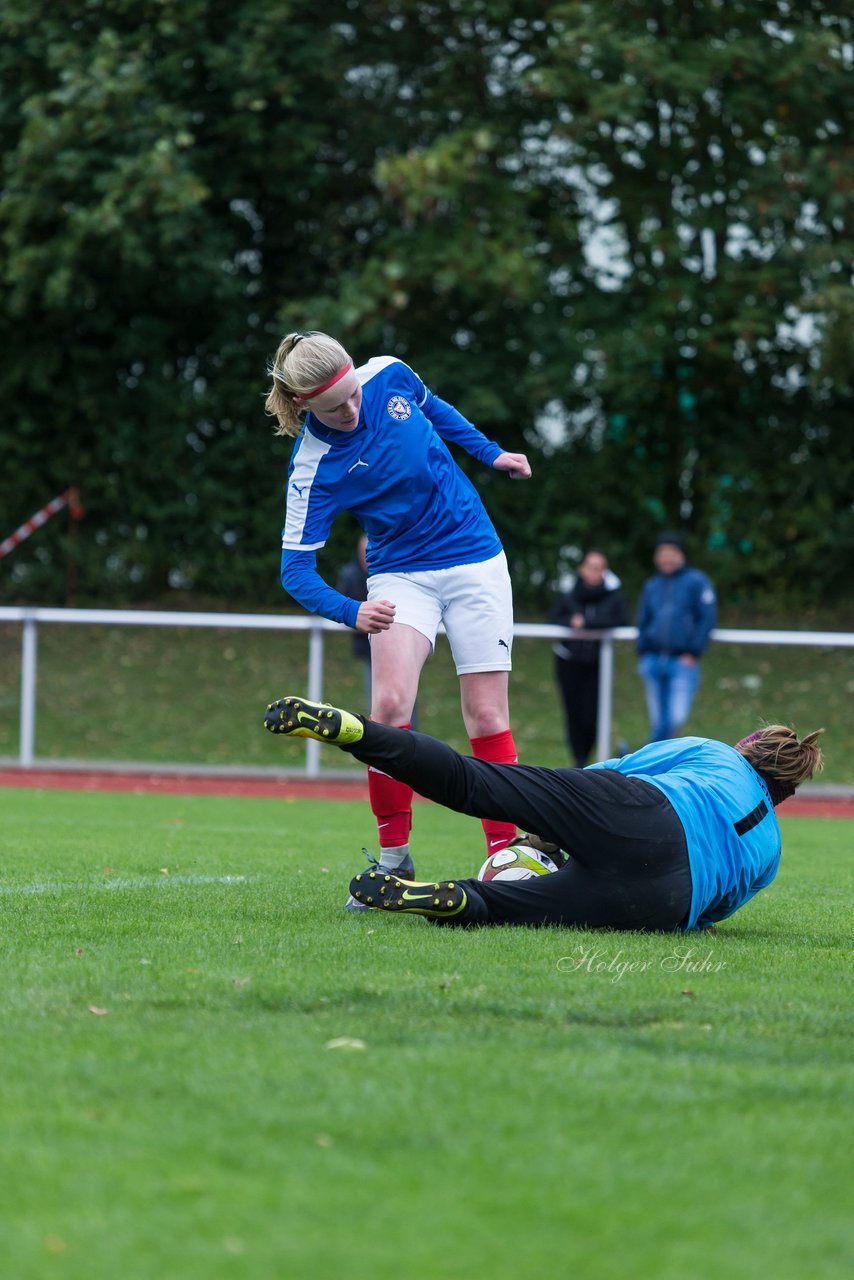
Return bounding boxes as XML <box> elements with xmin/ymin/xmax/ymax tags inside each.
<box><xmin>291</xmin><ymin>482</ymin><xmax>306</xmax><ymax>497</ymax></box>
<box><xmin>348</xmin><ymin>457</ymin><xmax>370</xmax><ymax>474</ymax></box>
<box><xmin>498</xmin><ymin>638</ymin><xmax>510</xmax><ymax>652</ymax></box>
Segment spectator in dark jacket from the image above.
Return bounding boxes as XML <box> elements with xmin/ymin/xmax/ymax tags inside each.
<box><xmin>336</xmin><ymin>534</ymin><xmax>372</xmax><ymax>708</ymax></box>
<box><xmin>636</xmin><ymin>531</ymin><xmax>717</xmax><ymax>741</ymax></box>
<box><xmin>552</xmin><ymin>549</ymin><xmax>627</xmax><ymax>767</ymax></box>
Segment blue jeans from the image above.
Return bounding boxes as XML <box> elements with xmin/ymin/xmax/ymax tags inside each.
<box><xmin>638</xmin><ymin>653</ymin><xmax>701</xmax><ymax>741</ymax></box>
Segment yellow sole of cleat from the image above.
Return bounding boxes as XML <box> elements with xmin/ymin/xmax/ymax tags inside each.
<box><xmin>348</xmin><ymin>873</ymin><xmax>467</xmax><ymax>919</ymax></box>
<box><xmin>263</xmin><ymin>696</ymin><xmax>365</xmax><ymax>745</ymax></box>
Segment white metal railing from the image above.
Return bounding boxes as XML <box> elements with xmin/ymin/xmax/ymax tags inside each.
<box><xmin>1</xmin><ymin>605</ymin><xmax>853</xmax><ymax>776</ymax></box>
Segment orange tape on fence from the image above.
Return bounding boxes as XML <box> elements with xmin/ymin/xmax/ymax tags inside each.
<box><xmin>0</xmin><ymin>488</ymin><xmax>84</xmax><ymax>559</ymax></box>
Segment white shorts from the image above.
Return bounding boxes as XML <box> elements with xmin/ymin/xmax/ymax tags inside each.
<box><xmin>367</xmin><ymin>551</ymin><xmax>513</xmax><ymax>675</ymax></box>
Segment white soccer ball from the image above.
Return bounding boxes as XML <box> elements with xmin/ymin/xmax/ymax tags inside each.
<box><xmin>477</xmin><ymin>843</ymin><xmax>560</xmax><ymax>883</ymax></box>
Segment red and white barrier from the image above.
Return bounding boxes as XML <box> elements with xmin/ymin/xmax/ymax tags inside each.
<box><xmin>0</xmin><ymin>488</ymin><xmax>84</xmax><ymax>560</ymax></box>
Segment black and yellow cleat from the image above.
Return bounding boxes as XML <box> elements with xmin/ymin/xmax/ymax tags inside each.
<box><xmin>348</xmin><ymin>870</ymin><xmax>467</xmax><ymax>919</ymax></box>
<box><xmin>264</xmin><ymin>696</ymin><xmax>364</xmax><ymax>745</ymax></box>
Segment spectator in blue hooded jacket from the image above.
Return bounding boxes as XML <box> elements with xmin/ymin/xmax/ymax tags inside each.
<box><xmin>636</xmin><ymin>532</ymin><xmax>717</xmax><ymax>741</ymax></box>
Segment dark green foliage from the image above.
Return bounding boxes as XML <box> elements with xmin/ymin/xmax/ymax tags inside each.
<box><xmin>1</xmin><ymin>2</ymin><xmax>851</xmax><ymax>610</ymax></box>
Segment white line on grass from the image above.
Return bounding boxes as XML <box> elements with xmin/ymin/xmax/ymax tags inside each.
<box><xmin>0</xmin><ymin>874</ymin><xmax>255</xmax><ymax>896</ymax></box>
<box><xmin>4</xmin><ymin>814</ymin><xmax>287</xmax><ymax>836</ymax></box>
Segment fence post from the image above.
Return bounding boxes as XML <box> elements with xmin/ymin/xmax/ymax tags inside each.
<box><xmin>595</xmin><ymin>633</ymin><xmax>614</xmax><ymax>763</ymax></box>
<box><xmin>305</xmin><ymin>622</ymin><xmax>326</xmax><ymax>778</ymax></box>
<box><xmin>20</xmin><ymin>614</ymin><xmax>38</xmax><ymax>766</ymax></box>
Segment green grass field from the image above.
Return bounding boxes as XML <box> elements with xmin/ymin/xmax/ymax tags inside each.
<box><xmin>1</xmin><ymin>618</ymin><xmax>853</xmax><ymax>780</ymax></box>
<box><xmin>1</xmin><ymin>786</ymin><xmax>851</xmax><ymax>1279</ymax></box>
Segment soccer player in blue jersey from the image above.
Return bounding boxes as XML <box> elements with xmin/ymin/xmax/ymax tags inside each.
<box><xmin>265</xmin><ymin>331</ymin><xmax>532</xmax><ymax>896</ymax></box>
<box><xmin>263</xmin><ymin>698</ymin><xmax>823</xmax><ymax>932</ymax></box>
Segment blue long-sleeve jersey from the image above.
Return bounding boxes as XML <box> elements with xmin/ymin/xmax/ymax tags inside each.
<box><xmin>592</xmin><ymin>738</ymin><xmax>781</xmax><ymax>929</ymax></box>
<box><xmin>636</xmin><ymin>565</ymin><xmax>717</xmax><ymax>657</ymax></box>
<box><xmin>280</xmin><ymin>356</ymin><xmax>504</xmax><ymax>627</ymax></box>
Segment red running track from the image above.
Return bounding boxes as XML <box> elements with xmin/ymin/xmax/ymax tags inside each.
<box><xmin>1</xmin><ymin>768</ymin><xmax>852</xmax><ymax>818</ymax></box>
<box><xmin>0</xmin><ymin>768</ymin><xmax>370</xmax><ymax>803</ymax></box>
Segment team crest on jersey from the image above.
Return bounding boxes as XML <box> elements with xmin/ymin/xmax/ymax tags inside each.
<box><xmin>386</xmin><ymin>394</ymin><xmax>411</xmax><ymax>421</ymax></box>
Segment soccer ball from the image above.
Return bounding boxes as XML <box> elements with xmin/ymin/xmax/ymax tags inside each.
<box><xmin>477</xmin><ymin>843</ymin><xmax>560</xmax><ymax>883</ymax></box>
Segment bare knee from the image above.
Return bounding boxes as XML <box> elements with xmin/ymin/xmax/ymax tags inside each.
<box><xmin>371</xmin><ymin>679</ymin><xmax>417</xmax><ymax>725</ymax></box>
<box><xmin>460</xmin><ymin>674</ymin><xmax>510</xmax><ymax>738</ymax></box>
<box><xmin>466</xmin><ymin>709</ymin><xmax>510</xmax><ymax>737</ymax></box>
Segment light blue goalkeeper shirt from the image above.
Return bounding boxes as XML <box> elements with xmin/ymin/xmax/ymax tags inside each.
<box><xmin>592</xmin><ymin>738</ymin><xmax>781</xmax><ymax>930</ymax></box>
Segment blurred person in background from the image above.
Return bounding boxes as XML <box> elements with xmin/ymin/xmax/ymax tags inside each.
<box><xmin>551</xmin><ymin>548</ymin><xmax>627</xmax><ymax>767</ymax></box>
<box><xmin>336</xmin><ymin>532</ymin><xmax>420</xmax><ymax>728</ymax></box>
<box><xmin>336</xmin><ymin>533</ymin><xmax>372</xmax><ymax>711</ymax></box>
<box><xmin>636</xmin><ymin>531</ymin><xmax>717</xmax><ymax>742</ymax></box>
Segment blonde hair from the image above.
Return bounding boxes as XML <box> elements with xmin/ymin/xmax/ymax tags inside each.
<box><xmin>264</xmin><ymin>331</ymin><xmax>352</xmax><ymax>437</ymax></box>
<box><xmin>735</xmin><ymin>724</ymin><xmax>825</xmax><ymax>788</ymax></box>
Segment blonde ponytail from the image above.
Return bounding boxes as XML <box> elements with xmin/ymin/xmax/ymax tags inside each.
<box><xmin>264</xmin><ymin>331</ymin><xmax>352</xmax><ymax>437</ymax></box>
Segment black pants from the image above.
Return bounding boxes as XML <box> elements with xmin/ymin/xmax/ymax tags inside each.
<box><xmin>345</xmin><ymin>722</ymin><xmax>693</xmax><ymax>931</ymax></box>
<box><xmin>554</xmin><ymin>655</ymin><xmax>599</xmax><ymax>766</ymax></box>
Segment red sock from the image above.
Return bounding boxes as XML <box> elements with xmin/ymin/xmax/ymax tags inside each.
<box><xmin>470</xmin><ymin>729</ymin><xmax>518</xmax><ymax>854</ymax></box>
<box><xmin>367</xmin><ymin>722</ymin><xmax>413</xmax><ymax>849</ymax></box>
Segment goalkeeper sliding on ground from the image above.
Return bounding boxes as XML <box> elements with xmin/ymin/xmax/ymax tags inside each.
<box><xmin>263</xmin><ymin>695</ymin><xmax>823</xmax><ymax>932</ymax></box>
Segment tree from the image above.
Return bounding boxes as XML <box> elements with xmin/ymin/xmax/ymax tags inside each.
<box><xmin>514</xmin><ymin>0</ymin><xmax>854</xmax><ymax>602</ymax></box>
<box><xmin>0</xmin><ymin>0</ymin><xmax>394</xmax><ymax>603</ymax></box>
<box><xmin>1</xmin><ymin>1</ymin><xmax>851</xmax><ymax>611</ymax></box>
<box><xmin>278</xmin><ymin>0</ymin><xmax>854</xmax><ymax>608</ymax></box>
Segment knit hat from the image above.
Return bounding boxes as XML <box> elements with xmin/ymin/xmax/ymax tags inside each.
<box><xmin>654</xmin><ymin>529</ymin><xmax>685</xmax><ymax>552</ymax></box>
